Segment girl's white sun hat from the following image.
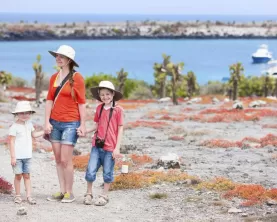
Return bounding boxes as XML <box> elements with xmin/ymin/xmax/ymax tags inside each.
<box><xmin>12</xmin><ymin>101</ymin><xmax>35</xmax><ymax>114</ymax></box>
<box><xmin>90</xmin><ymin>81</ymin><xmax>123</xmax><ymax>102</ymax></box>
<box><xmin>48</xmin><ymin>45</ymin><xmax>79</xmax><ymax>67</ymax></box>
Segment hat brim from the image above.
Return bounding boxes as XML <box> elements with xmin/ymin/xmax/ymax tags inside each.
<box><xmin>48</xmin><ymin>51</ymin><xmax>79</xmax><ymax>67</ymax></box>
<box><xmin>12</xmin><ymin>110</ymin><xmax>36</xmax><ymax>114</ymax></box>
<box><xmin>90</xmin><ymin>87</ymin><xmax>123</xmax><ymax>102</ymax></box>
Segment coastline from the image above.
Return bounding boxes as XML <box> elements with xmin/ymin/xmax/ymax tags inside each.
<box><xmin>1</xmin><ymin>20</ymin><xmax>277</xmax><ymax>41</ymax></box>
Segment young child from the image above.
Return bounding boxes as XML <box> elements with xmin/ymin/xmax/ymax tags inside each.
<box><xmin>9</xmin><ymin>101</ymin><xmax>44</xmax><ymax>204</ymax></box>
<box><xmin>80</xmin><ymin>81</ymin><xmax>124</xmax><ymax>206</ymax></box>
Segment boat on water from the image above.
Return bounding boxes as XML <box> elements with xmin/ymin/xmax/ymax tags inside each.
<box><xmin>252</xmin><ymin>44</ymin><xmax>273</xmax><ymax>64</ymax></box>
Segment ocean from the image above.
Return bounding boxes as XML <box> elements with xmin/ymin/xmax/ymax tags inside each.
<box><xmin>1</xmin><ymin>39</ymin><xmax>276</xmax><ymax>85</ymax></box>
<box><xmin>1</xmin><ymin>13</ymin><xmax>277</xmax><ymax>85</ymax></box>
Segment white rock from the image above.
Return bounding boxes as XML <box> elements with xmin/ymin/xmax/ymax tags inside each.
<box><xmin>157</xmin><ymin>153</ymin><xmax>180</xmax><ymax>169</ymax></box>
<box><xmin>17</xmin><ymin>207</ymin><xmax>27</xmax><ymax>216</ymax></box>
<box><xmin>224</xmin><ymin>98</ymin><xmax>230</xmax><ymax>102</ymax></box>
<box><xmin>228</xmin><ymin>207</ymin><xmax>242</xmax><ymax>214</ymax></box>
<box><xmin>233</xmin><ymin>102</ymin><xmax>243</xmax><ymax>109</ymax></box>
<box><xmin>158</xmin><ymin>97</ymin><xmax>171</xmax><ymax>103</ymax></box>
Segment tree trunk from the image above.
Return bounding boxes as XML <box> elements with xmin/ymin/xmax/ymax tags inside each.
<box><xmin>232</xmin><ymin>80</ymin><xmax>238</xmax><ymax>101</ymax></box>
<box><xmin>161</xmin><ymin>80</ymin><xmax>166</xmax><ymax>98</ymax></box>
<box><xmin>172</xmin><ymin>79</ymin><xmax>178</xmax><ymax>105</ymax></box>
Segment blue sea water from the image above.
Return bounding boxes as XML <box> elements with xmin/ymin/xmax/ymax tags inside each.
<box><xmin>1</xmin><ymin>39</ymin><xmax>277</xmax><ymax>85</ymax></box>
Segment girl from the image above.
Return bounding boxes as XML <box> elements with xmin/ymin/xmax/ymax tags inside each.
<box><xmin>9</xmin><ymin>101</ymin><xmax>44</xmax><ymax>204</ymax></box>
<box><xmin>81</xmin><ymin>80</ymin><xmax>124</xmax><ymax>206</ymax></box>
<box><xmin>45</xmin><ymin>45</ymin><xmax>86</xmax><ymax>203</ymax></box>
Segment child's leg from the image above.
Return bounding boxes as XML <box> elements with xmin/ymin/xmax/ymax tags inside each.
<box><xmin>85</xmin><ymin>147</ymin><xmax>101</xmax><ymax>193</ymax></box>
<box><xmin>14</xmin><ymin>174</ymin><xmax>22</xmax><ymax>196</ymax></box>
<box><xmin>12</xmin><ymin>159</ymin><xmax>23</xmax><ymax>196</ymax></box>
<box><xmin>22</xmin><ymin>173</ymin><xmax>31</xmax><ymax>197</ymax></box>
<box><xmin>102</xmin><ymin>150</ymin><xmax>115</xmax><ymax>196</ymax></box>
<box><xmin>84</xmin><ymin>147</ymin><xmax>100</xmax><ymax>205</ymax></box>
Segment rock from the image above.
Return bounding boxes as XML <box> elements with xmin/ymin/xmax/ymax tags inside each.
<box><xmin>157</xmin><ymin>153</ymin><xmax>180</xmax><ymax>169</ymax></box>
<box><xmin>212</xmin><ymin>97</ymin><xmax>220</xmax><ymax>104</ymax></box>
<box><xmin>190</xmin><ymin>97</ymin><xmax>202</xmax><ymax>103</ymax></box>
<box><xmin>17</xmin><ymin>207</ymin><xmax>27</xmax><ymax>216</ymax></box>
<box><xmin>73</xmin><ymin>148</ymin><xmax>82</xmax><ymax>156</ymax></box>
<box><xmin>249</xmin><ymin>100</ymin><xmax>267</xmax><ymax>108</ymax></box>
<box><xmin>228</xmin><ymin>207</ymin><xmax>242</xmax><ymax>214</ymax></box>
<box><xmin>158</xmin><ymin>97</ymin><xmax>171</xmax><ymax>103</ymax></box>
<box><xmin>224</xmin><ymin>98</ymin><xmax>230</xmax><ymax>102</ymax></box>
<box><xmin>233</xmin><ymin>102</ymin><xmax>243</xmax><ymax>109</ymax></box>
<box><xmin>146</xmin><ymin>136</ymin><xmax>156</xmax><ymax>140</ymax></box>
<box><xmin>241</xmin><ymin>213</ymin><xmax>248</xmax><ymax>217</ymax></box>
<box><xmin>266</xmin><ymin>199</ymin><xmax>277</xmax><ymax>206</ymax></box>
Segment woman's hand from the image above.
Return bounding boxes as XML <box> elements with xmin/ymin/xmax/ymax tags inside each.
<box><xmin>44</xmin><ymin>122</ymin><xmax>53</xmax><ymax>134</ymax></box>
<box><xmin>77</xmin><ymin>124</ymin><xmax>86</xmax><ymax>137</ymax></box>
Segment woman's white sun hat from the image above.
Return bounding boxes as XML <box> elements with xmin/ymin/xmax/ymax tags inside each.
<box><xmin>90</xmin><ymin>81</ymin><xmax>123</xmax><ymax>102</ymax></box>
<box><xmin>12</xmin><ymin>101</ymin><xmax>35</xmax><ymax>114</ymax></box>
<box><xmin>48</xmin><ymin>45</ymin><xmax>79</xmax><ymax>67</ymax></box>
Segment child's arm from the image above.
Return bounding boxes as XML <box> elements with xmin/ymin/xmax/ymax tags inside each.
<box><xmin>9</xmin><ymin>136</ymin><xmax>16</xmax><ymax>166</ymax></box>
<box><xmin>86</xmin><ymin>123</ymin><xmax>98</xmax><ymax>133</ymax></box>
<box><xmin>112</xmin><ymin>125</ymin><xmax>124</xmax><ymax>158</ymax></box>
<box><xmin>32</xmin><ymin>130</ymin><xmax>44</xmax><ymax>138</ymax></box>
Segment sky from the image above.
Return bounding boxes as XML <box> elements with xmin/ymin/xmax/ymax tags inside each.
<box><xmin>0</xmin><ymin>0</ymin><xmax>277</xmax><ymax>15</ymax></box>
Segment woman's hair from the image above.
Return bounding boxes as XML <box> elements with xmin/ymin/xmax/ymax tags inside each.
<box><xmin>68</xmin><ymin>61</ymin><xmax>76</xmax><ymax>102</ymax></box>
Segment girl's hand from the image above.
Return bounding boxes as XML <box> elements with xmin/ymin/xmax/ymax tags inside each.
<box><xmin>44</xmin><ymin>122</ymin><xmax>53</xmax><ymax>134</ymax></box>
<box><xmin>112</xmin><ymin>149</ymin><xmax>121</xmax><ymax>159</ymax></box>
<box><xmin>11</xmin><ymin>157</ymin><xmax>16</xmax><ymax>166</ymax></box>
<box><xmin>77</xmin><ymin>124</ymin><xmax>86</xmax><ymax>137</ymax></box>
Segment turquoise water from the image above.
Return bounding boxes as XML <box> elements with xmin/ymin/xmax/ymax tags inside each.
<box><xmin>1</xmin><ymin>39</ymin><xmax>277</xmax><ymax>84</ymax></box>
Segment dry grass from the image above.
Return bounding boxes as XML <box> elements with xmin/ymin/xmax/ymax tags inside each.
<box><xmin>149</xmin><ymin>192</ymin><xmax>168</xmax><ymax>199</ymax></box>
<box><xmin>201</xmin><ymin>134</ymin><xmax>277</xmax><ymax>148</ymax></box>
<box><xmin>125</xmin><ymin>120</ymin><xmax>171</xmax><ymax>129</ymax></box>
<box><xmin>111</xmin><ymin>170</ymin><xmax>196</xmax><ymax>190</ymax></box>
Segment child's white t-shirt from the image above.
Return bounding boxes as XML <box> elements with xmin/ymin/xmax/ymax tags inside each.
<box><xmin>8</xmin><ymin>121</ymin><xmax>35</xmax><ymax>159</ymax></box>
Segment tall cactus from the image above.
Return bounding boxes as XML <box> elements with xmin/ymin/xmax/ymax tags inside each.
<box><xmin>116</xmin><ymin>68</ymin><xmax>128</xmax><ymax>93</ymax></box>
<box><xmin>229</xmin><ymin>62</ymin><xmax>244</xmax><ymax>101</ymax></box>
<box><xmin>33</xmin><ymin>55</ymin><xmax>44</xmax><ymax>106</ymax></box>
<box><xmin>0</xmin><ymin>71</ymin><xmax>12</xmax><ymax>90</ymax></box>
<box><xmin>186</xmin><ymin>71</ymin><xmax>197</xmax><ymax>98</ymax></box>
<box><xmin>153</xmin><ymin>54</ymin><xmax>171</xmax><ymax>98</ymax></box>
<box><xmin>166</xmin><ymin>62</ymin><xmax>184</xmax><ymax>105</ymax></box>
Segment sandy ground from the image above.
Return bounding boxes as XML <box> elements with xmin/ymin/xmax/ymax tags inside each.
<box><xmin>1</xmin><ymin>100</ymin><xmax>277</xmax><ymax>222</ymax></box>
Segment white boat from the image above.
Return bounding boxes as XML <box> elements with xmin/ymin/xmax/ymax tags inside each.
<box><xmin>252</xmin><ymin>44</ymin><xmax>273</xmax><ymax>63</ymax></box>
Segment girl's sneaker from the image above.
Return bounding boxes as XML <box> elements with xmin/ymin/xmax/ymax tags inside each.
<box><xmin>46</xmin><ymin>192</ymin><xmax>64</xmax><ymax>201</ymax></box>
<box><xmin>61</xmin><ymin>193</ymin><xmax>75</xmax><ymax>203</ymax></box>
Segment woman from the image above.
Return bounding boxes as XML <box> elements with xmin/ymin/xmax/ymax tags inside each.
<box><xmin>44</xmin><ymin>45</ymin><xmax>86</xmax><ymax>203</ymax></box>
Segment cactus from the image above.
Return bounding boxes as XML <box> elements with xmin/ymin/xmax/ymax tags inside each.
<box><xmin>229</xmin><ymin>62</ymin><xmax>244</xmax><ymax>101</ymax></box>
<box><xmin>32</xmin><ymin>55</ymin><xmax>44</xmax><ymax>106</ymax></box>
<box><xmin>116</xmin><ymin>68</ymin><xmax>128</xmax><ymax>93</ymax></box>
<box><xmin>153</xmin><ymin>54</ymin><xmax>171</xmax><ymax>98</ymax></box>
<box><xmin>186</xmin><ymin>71</ymin><xmax>197</xmax><ymax>99</ymax></box>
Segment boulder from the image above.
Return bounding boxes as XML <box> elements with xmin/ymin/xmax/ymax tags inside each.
<box><xmin>157</xmin><ymin>153</ymin><xmax>180</xmax><ymax>169</ymax></box>
<box><xmin>158</xmin><ymin>97</ymin><xmax>171</xmax><ymax>103</ymax></box>
<box><xmin>233</xmin><ymin>102</ymin><xmax>243</xmax><ymax>109</ymax></box>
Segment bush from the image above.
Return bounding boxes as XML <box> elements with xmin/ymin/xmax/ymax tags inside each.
<box><xmin>128</xmin><ymin>84</ymin><xmax>153</xmax><ymax>99</ymax></box>
<box><xmin>199</xmin><ymin>81</ymin><xmax>225</xmax><ymax>95</ymax></box>
<box><xmin>10</xmin><ymin>76</ymin><xmax>28</xmax><ymax>87</ymax></box>
<box><xmin>0</xmin><ymin>177</ymin><xmax>13</xmax><ymax>194</ymax></box>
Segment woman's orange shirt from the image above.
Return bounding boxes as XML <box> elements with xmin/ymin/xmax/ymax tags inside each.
<box><xmin>46</xmin><ymin>72</ymin><xmax>86</xmax><ymax>122</ymax></box>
